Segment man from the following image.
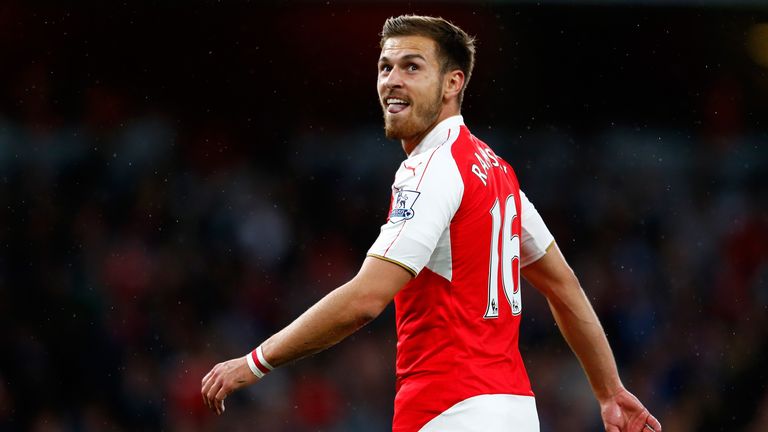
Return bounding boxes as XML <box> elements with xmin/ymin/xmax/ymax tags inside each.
<box><xmin>202</xmin><ymin>15</ymin><xmax>662</xmax><ymax>432</ymax></box>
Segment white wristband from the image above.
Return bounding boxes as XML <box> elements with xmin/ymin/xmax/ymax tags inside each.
<box><xmin>246</xmin><ymin>345</ymin><xmax>274</xmax><ymax>378</ymax></box>
<box><xmin>256</xmin><ymin>346</ymin><xmax>274</xmax><ymax>371</ymax></box>
<box><xmin>246</xmin><ymin>352</ymin><xmax>265</xmax><ymax>378</ymax></box>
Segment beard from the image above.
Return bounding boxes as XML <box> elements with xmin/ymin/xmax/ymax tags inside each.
<box><xmin>382</xmin><ymin>83</ymin><xmax>443</xmax><ymax>141</ymax></box>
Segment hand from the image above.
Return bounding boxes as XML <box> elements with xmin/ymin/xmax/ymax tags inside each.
<box><xmin>201</xmin><ymin>356</ymin><xmax>259</xmax><ymax>415</ymax></box>
<box><xmin>599</xmin><ymin>387</ymin><xmax>662</xmax><ymax>432</ymax></box>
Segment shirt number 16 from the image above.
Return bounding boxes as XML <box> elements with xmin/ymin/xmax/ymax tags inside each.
<box><xmin>484</xmin><ymin>195</ymin><xmax>522</xmax><ymax>319</ymax></box>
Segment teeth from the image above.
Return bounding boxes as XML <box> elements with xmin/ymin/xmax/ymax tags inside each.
<box><xmin>387</xmin><ymin>98</ymin><xmax>409</xmax><ymax>105</ymax></box>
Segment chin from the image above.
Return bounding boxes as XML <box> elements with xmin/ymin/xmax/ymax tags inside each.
<box><xmin>385</xmin><ymin>123</ymin><xmax>412</xmax><ymax>140</ymax></box>
<box><xmin>384</xmin><ymin>118</ymin><xmax>404</xmax><ymax>140</ymax></box>
<box><xmin>384</xmin><ymin>126</ymin><xmax>401</xmax><ymax>140</ymax></box>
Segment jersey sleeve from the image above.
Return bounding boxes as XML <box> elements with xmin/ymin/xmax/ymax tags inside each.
<box><xmin>367</xmin><ymin>148</ymin><xmax>463</xmax><ymax>275</ymax></box>
<box><xmin>519</xmin><ymin>189</ymin><xmax>555</xmax><ymax>267</ymax></box>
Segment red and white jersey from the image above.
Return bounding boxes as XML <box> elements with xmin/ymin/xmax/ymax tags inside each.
<box><xmin>367</xmin><ymin>115</ymin><xmax>554</xmax><ymax>431</ymax></box>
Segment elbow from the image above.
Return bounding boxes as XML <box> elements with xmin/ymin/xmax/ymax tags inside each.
<box><xmin>354</xmin><ymin>297</ymin><xmax>387</xmax><ymax>326</ymax></box>
<box><xmin>540</xmin><ymin>267</ymin><xmax>583</xmax><ymax>302</ymax></box>
<box><xmin>564</xmin><ymin>267</ymin><xmax>582</xmax><ymax>291</ymax></box>
<box><xmin>347</xmin><ymin>284</ymin><xmax>390</xmax><ymax>325</ymax></box>
<box><xmin>355</xmin><ymin>312</ymin><xmax>376</xmax><ymax>328</ymax></box>
<box><xmin>340</xmin><ymin>262</ymin><xmax>405</xmax><ymax>327</ymax></box>
<box><xmin>343</xmin><ymin>273</ymin><xmax>398</xmax><ymax>326</ymax></box>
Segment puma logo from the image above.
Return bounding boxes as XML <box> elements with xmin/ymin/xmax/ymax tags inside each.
<box><xmin>403</xmin><ymin>161</ymin><xmax>423</xmax><ymax>176</ymax></box>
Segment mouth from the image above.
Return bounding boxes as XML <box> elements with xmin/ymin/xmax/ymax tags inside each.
<box><xmin>385</xmin><ymin>97</ymin><xmax>410</xmax><ymax>114</ymax></box>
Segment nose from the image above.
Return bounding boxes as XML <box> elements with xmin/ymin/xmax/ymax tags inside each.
<box><xmin>382</xmin><ymin>66</ymin><xmax>404</xmax><ymax>89</ymax></box>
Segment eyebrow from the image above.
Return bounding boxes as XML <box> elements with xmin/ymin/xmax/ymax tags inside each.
<box><xmin>378</xmin><ymin>53</ymin><xmax>428</xmax><ymax>64</ymax></box>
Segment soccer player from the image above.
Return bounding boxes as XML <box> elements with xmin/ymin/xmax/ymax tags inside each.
<box><xmin>201</xmin><ymin>15</ymin><xmax>662</xmax><ymax>432</ymax></box>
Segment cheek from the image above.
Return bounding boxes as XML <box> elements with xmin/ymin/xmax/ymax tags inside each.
<box><xmin>377</xmin><ymin>84</ymin><xmax>389</xmax><ymax>100</ymax></box>
<box><xmin>376</xmin><ymin>76</ymin><xmax>388</xmax><ymax>90</ymax></box>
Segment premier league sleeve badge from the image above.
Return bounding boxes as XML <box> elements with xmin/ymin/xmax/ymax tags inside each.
<box><xmin>389</xmin><ymin>188</ymin><xmax>421</xmax><ymax>223</ymax></box>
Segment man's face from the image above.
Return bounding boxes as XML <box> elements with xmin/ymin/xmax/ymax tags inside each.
<box><xmin>377</xmin><ymin>36</ymin><xmax>445</xmax><ymax>142</ymax></box>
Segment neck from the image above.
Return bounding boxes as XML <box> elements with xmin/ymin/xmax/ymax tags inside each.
<box><xmin>401</xmin><ymin>106</ymin><xmax>460</xmax><ymax>156</ymax></box>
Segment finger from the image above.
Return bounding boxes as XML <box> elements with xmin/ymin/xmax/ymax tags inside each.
<box><xmin>205</xmin><ymin>380</ymin><xmax>221</xmax><ymax>411</ymax></box>
<box><xmin>646</xmin><ymin>413</ymin><xmax>662</xmax><ymax>431</ymax></box>
<box><xmin>201</xmin><ymin>370</ymin><xmax>213</xmax><ymax>407</ymax></box>
<box><xmin>214</xmin><ymin>384</ymin><xmax>230</xmax><ymax>415</ymax></box>
<box><xmin>215</xmin><ymin>396</ymin><xmax>225</xmax><ymax>415</ymax></box>
<box><xmin>605</xmin><ymin>426</ymin><xmax>620</xmax><ymax>432</ymax></box>
<box><xmin>206</xmin><ymin>380</ymin><xmax>224</xmax><ymax>413</ymax></box>
<box><xmin>201</xmin><ymin>370</ymin><xmax>216</xmax><ymax>409</ymax></box>
<box><xmin>214</xmin><ymin>395</ymin><xmax>222</xmax><ymax>415</ymax></box>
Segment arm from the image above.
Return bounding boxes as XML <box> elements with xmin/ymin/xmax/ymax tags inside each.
<box><xmin>201</xmin><ymin>256</ymin><xmax>411</xmax><ymax>414</ymax></box>
<box><xmin>522</xmin><ymin>243</ymin><xmax>661</xmax><ymax>432</ymax></box>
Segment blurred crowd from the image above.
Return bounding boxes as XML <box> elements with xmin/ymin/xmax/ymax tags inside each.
<box><xmin>1</xmin><ymin>2</ymin><xmax>767</xmax><ymax>432</ymax></box>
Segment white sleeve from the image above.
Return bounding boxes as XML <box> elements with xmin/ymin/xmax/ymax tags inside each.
<box><xmin>519</xmin><ymin>189</ymin><xmax>555</xmax><ymax>267</ymax></box>
<box><xmin>367</xmin><ymin>147</ymin><xmax>463</xmax><ymax>275</ymax></box>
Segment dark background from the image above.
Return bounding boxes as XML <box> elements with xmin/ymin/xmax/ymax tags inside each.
<box><xmin>1</xmin><ymin>1</ymin><xmax>766</xmax><ymax>431</ymax></box>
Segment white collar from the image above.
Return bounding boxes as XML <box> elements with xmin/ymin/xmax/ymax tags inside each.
<box><xmin>408</xmin><ymin>115</ymin><xmax>465</xmax><ymax>157</ymax></box>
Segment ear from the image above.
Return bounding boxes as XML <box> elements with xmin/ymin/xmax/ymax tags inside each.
<box><xmin>443</xmin><ymin>69</ymin><xmax>465</xmax><ymax>102</ymax></box>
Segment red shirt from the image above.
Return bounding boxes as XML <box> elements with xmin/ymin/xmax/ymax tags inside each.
<box><xmin>368</xmin><ymin>116</ymin><xmax>554</xmax><ymax>431</ymax></box>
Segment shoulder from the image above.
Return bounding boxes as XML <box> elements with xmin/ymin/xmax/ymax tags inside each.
<box><xmin>449</xmin><ymin>127</ymin><xmax>499</xmax><ymax>167</ymax></box>
<box><xmin>448</xmin><ymin>128</ymin><xmax>512</xmax><ymax>187</ymax></box>
<box><xmin>395</xmin><ymin>142</ymin><xmax>461</xmax><ymax>191</ymax></box>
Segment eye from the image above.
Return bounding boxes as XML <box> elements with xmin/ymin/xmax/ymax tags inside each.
<box><xmin>380</xmin><ymin>64</ymin><xmax>392</xmax><ymax>72</ymax></box>
<box><xmin>407</xmin><ymin>64</ymin><xmax>419</xmax><ymax>72</ymax></box>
